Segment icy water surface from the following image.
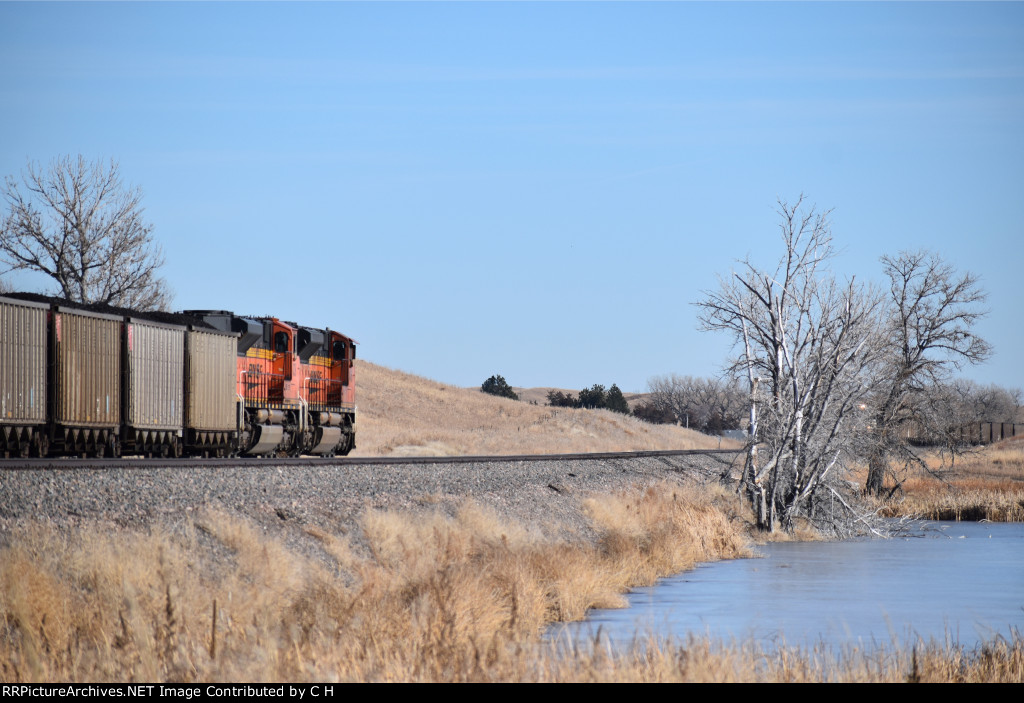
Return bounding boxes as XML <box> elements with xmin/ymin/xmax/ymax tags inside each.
<box><xmin>552</xmin><ymin>521</ymin><xmax>1024</xmax><ymax>650</ymax></box>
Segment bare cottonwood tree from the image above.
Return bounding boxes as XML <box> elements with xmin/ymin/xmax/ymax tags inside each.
<box><xmin>646</xmin><ymin>374</ymin><xmax>744</xmax><ymax>432</ymax></box>
<box><xmin>969</xmin><ymin>383</ymin><xmax>1021</xmax><ymax>424</ymax></box>
<box><xmin>913</xmin><ymin>380</ymin><xmax>987</xmax><ymax>461</ymax></box>
<box><xmin>698</xmin><ymin>197</ymin><xmax>883</xmax><ymax>532</ymax></box>
<box><xmin>877</xmin><ymin>379</ymin><xmax>1018</xmax><ymax>470</ymax></box>
<box><xmin>647</xmin><ymin>374</ymin><xmax>694</xmax><ymax>426</ymax></box>
<box><xmin>0</xmin><ymin>156</ymin><xmax>171</xmax><ymax>310</ymax></box>
<box><xmin>862</xmin><ymin>251</ymin><xmax>989</xmax><ymax>494</ymax></box>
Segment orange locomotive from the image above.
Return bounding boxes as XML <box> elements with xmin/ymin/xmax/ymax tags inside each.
<box><xmin>185</xmin><ymin>311</ymin><xmax>356</xmax><ymax>457</ymax></box>
<box><xmin>297</xmin><ymin>324</ymin><xmax>357</xmax><ymax>456</ymax></box>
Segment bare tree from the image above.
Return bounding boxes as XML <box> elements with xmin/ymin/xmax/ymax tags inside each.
<box><xmin>698</xmin><ymin>197</ymin><xmax>884</xmax><ymax>532</ymax></box>
<box><xmin>907</xmin><ymin>380</ymin><xmax>983</xmax><ymax>462</ymax></box>
<box><xmin>890</xmin><ymin>379</ymin><xmax>1019</xmax><ymax>465</ymax></box>
<box><xmin>647</xmin><ymin>374</ymin><xmax>693</xmax><ymax>426</ymax></box>
<box><xmin>709</xmin><ymin>376</ymin><xmax>747</xmax><ymax>433</ymax></box>
<box><xmin>0</xmin><ymin>155</ymin><xmax>171</xmax><ymax>310</ymax></box>
<box><xmin>974</xmin><ymin>383</ymin><xmax>1021</xmax><ymax>423</ymax></box>
<box><xmin>646</xmin><ymin>373</ymin><xmax>744</xmax><ymax>432</ymax></box>
<box><xmin>862</xmin><ymin>251</ymin><xmax>989</xmax><ymax>494</ymax></box>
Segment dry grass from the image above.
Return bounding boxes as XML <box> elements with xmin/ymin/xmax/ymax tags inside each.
<box><xmin>535</xmin><ymin>635</ymin><xmax>1024</xmax><ymax>683</ymax></box>
<box><xmin>0</xmin><ymin>482</ymin><xmax>751</xmax><ymax>683</ymax></box>
<box><xmin>2</xmin><ymin>480</ymin><xmax>1019</xmax><ymax>682</ymax></box>
<box><xmin>864</xmin><ymin>439</ymin><xmax>1024</xmax><ymax>522</ymax></box>
<box><xmin>350</xmin><ymin>361</ymin><xmax>734</xmax><ymax>457</ymax></box>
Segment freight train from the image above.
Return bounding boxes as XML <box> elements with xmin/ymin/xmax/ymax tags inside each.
<box><xmin>0</xmin><ymin>294</ymin><xmax>356</xmax><ymax>458</ymax></box>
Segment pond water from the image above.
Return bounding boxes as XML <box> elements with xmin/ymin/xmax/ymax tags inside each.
<box><xmin>551</xmin><ymin>521</ymin><xmax>1024</xmax><ymax>651</ymax></box>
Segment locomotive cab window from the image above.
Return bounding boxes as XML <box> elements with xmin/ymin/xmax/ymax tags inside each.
<box><xmin>274</xmin><ymin>331</ymin><xmax>289</xmax><ymax>354</ymax></box>
<box><xmin>333</xmin><ymin>340</ymin><xmax>346</xmax><ymax>361</ymax></box>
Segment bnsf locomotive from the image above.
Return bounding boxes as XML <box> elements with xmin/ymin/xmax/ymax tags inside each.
<box><xmin>0</xmin><ymin>294</ymin><xmax>356</xmax><ymax>458</ymax></box>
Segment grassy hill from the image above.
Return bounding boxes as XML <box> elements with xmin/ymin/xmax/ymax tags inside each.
<box><xmin>350</xmin><ymin>360</ymin><xmax>733</xmax><ymax>457</ymax></box>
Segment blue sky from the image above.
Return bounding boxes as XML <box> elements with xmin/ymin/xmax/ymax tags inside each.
<box><xmin>2</xmin><ymin>2</ymin><xmax>1022</xmax><ymax>393</ymax></box>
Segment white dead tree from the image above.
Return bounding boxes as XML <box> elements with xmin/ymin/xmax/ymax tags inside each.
<box><xmin>0</xmin><ymin>155</ymin><xmax>171</xmax><ymax>310</ymax></box>
<box><xmin>698</xmin><ymin>198</ymin><xmax>883</xmax><ymax>532</ymax></box>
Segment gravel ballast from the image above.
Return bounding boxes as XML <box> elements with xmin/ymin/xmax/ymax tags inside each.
<box><xmin>0</xmin><ymin>453</ymin><xmax>740</xmax><ymax>560</ymax></box>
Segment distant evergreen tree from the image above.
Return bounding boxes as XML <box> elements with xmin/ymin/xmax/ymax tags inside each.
<box><xmin>605</xmin><ymin>384</ymin><xmax>630</xmax><ymax>414</ymax></box>
<box><xmin>481</xmin><ymin>375</ymin><xmax>519</xmax><ymax>400</ymax></box>
<box><xmin>546</xmin><ymin>390</ymin><xmax>577</xmax><ymax>408</ymax></box>
<box><xmin>577</xmin><ymin>384</ymin><xmax>607</xmax><ymax>410</ymax></box>
<box><xmin>547</xmin><ymin>383</ymin><xmax>629</xmax><ymax>412</ymax></box>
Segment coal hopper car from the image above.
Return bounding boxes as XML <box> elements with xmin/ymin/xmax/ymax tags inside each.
<box><xmin>0</xmin><ymin>294</ymin><xmax>355</xmax><ymax>459</ymax></box>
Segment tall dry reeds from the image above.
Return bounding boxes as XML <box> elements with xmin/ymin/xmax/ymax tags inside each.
<box><xmin>867</xmin><ymin>441</ymin><xmax>1024</xmax><ymax>522</ymax></box>
<box><xmin>3</xmin><ymin>479</ymin><xmax>1020</xmax><ymax>682</ymax></box>
<box><xmin>536</xmin><ymin>634</ymin><xmax>1024</xmax><ymax>683</ymax></box>
<box><xmin>1</xmin><ymin>482</ymin><xmax>751</xmax><ymax>682</ymax></box>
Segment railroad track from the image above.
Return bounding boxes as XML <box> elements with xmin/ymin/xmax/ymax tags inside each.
<box><xmin>0</xmin><ymin>447</ymin><xmax>741</xmax><ymax>471</ymax></box>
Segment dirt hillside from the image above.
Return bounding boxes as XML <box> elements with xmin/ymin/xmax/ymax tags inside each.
<box><xmin>350</xmin><ymin>360</ymin><xmax>732</xmax><ymax>457</ymax></box>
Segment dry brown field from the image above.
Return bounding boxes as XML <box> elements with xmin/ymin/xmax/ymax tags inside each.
<box><xmin>350</xmin><ymin>360</ymin><xmax>733</xmax><ymax>457</ymax></box>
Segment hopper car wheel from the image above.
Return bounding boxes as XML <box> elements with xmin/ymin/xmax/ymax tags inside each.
<box><xmin>19</xmin><ymin>440</ymin><xmax>30</xmax><ymax>459</ymax></box>
<box><xmin>109</xmin><ymin>436</ymin><xmax>121</xmax><ymax>459</ymax></box>
<box><xmin>33</xmin><ymin>434</ymin><xmax>49</xmax><ymax>458</ymax></box>
<box><xmin>159</xmin><ymin>443</ymin><xmax>170</xmax><ymax>458</ymax></box>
